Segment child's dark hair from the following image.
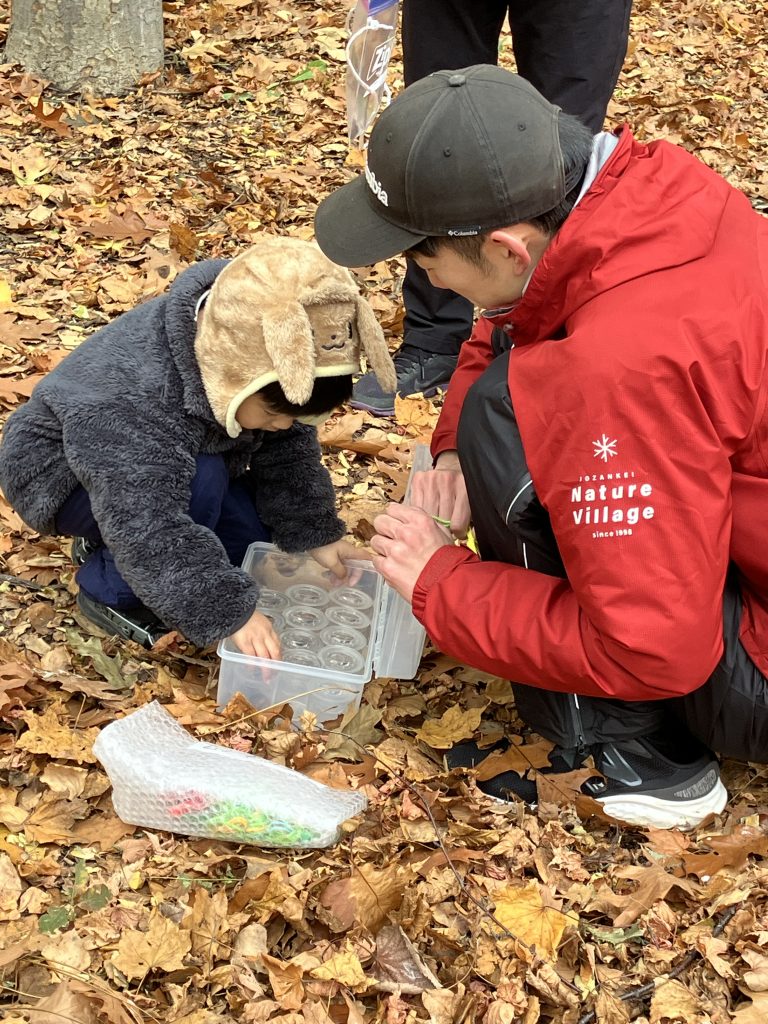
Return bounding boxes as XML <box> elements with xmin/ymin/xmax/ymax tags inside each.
<box><xmin>406</xmin><ymin>111</ymin><xmax>594</xmax><ymax>269</ymax></box>
<box><xmin>259</xmin><ymin>375</ymin><xmax>353</xmax><ymax>416</ymax></box>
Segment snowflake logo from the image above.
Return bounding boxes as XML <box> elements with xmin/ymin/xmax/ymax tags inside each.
<box><xmin>592</xmin><ymin>434</ymin><xmax>618</xmax><ymax>462</ymax></box>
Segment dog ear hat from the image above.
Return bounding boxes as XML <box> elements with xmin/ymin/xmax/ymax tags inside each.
<box><xmin>194</xmin><ymin>237</ymin><xmax>397</xmax><ymax>437</ymax></box>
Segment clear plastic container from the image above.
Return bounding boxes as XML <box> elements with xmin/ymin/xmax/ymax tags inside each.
<box><xmin>217</xmin><ymin>446</ymin><xmax>432</xmax><ymax>724</ymax></box>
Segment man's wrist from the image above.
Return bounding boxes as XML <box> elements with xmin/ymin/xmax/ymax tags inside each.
<box><xmin>434</xmin><ymin>450</ymin><xmax>460</xmax><ymax>472</ymax></box>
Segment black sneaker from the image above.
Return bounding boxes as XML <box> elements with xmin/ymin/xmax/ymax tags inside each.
<box><xmin>445</xmin><ymin>739</ymin><xmax>583</xmax><ymax>805</ymax></box>
<box><xmin>446</xmin><ymin>734</ymin><xmax>727</xmax><ymax>830</ymax></box>
<box><xmin>71</xmin><ymin>536</ymin><xmax>101</xmax><ymax>567</ymax></box>
<box><xmin>585</xmin><ymin>735</ymin><xmax>728</xmax><ymax>830</ymax></box>
<box><xmin>76</xmin><ymin>591</ymin><xmax>170</xmax><ymax>648</ymax></box>
<box><xmin>350</xmin><ymin>344</ymin><xmax>458</xmax><ymax>416</ymax></box>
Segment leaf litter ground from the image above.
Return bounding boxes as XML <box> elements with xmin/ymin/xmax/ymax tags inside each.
<box><xmin>0</xmin><ymin>1</ymin><xmax>767</xmax><ymax>1022</ymax></box>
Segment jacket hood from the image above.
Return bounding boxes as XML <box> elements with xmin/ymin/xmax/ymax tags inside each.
<box><xmin>500</xmin><ymin>128</ymin><xmax>734</xmax><ymax>344</ymax></box>
<box><xmin>164</xmin><ymin>258</ymin><xmax>230</xmax><ymax>424</ymax></box>
<box><xmin>193</xmin><ymin>237</ymin><xmax>396</xmax><ymax>437</ymax></box>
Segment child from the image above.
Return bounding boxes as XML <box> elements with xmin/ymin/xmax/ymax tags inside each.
<box><xmin>0</xmin><ymin>237</ymin><xmax>396</xmax><ymax>653</ymax></box>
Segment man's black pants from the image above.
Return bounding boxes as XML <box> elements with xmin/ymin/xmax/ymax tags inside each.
<box><xmin>400</xmin><ymin>0</ymin><xmax>634</xmax><ymax>356</ymax></box>
<box><xmin>456</xmin><ymin>351</ymin><xmax>768</xmax><ymax>762</ymax></box>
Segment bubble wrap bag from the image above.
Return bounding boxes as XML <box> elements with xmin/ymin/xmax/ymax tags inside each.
<box><xmin>93</xmin><ymin>701</ymin><xmax>367</xmax><ymax>849</ymax></box>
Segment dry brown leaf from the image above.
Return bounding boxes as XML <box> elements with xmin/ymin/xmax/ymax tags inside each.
<box><xmin>310</xmin><ymin>946</ymin><xmax>372</xmax><ymax>990</ymax></box>
<box><xmin>0</xmin><ymin>853</ymin><xmax>22</xmax><ymax>919</ymax></box>
<box><xmin>39</xmin><ymin>763</ymin><xmax>89</xmax><ymax>799</ymax></box>
<box><xmin>22</xmin><ymin>980</ymin><xmax>99</xmax><ymax>1024</ymax></box>
<box><xmin>261</xmin><ymin>953</ymin><xmax>305</xmax><ymax>1010</ymax></box>
<box><xmin>594</xmin><ymin>989</ymin><xmax>630</xmax><ymax>1024</ymax></box>
<box><xmin>421</xmin><ymin>984</ymin><xmax>465</xmax><ymax>1024</ymax></box>
<box><xmin>742</xmin><ymin>949</ymin><xmax>768</xmax><ymax>992</ymax></box>
<box><xmin>416</xmin><ymin>703</ymin><xmax>485</xmax><ymax>749</ymax></box>
<box><xmin>319</xmin><ymin>862</ymin><xmax>415</xmax><ymax>933</ymax></box>
<box><xmin>473</xmin><ymin>740</ymin><xmax>553</xmax><ymax>780</ymax></box>
<box><xmin>649</xmin><ymin>978</ymin><xmax>703</xmax><ymax>1022</ymax></box>
<box><xmin>732</xmin><ymin>992</ymin><xmax>768</xmax><ymax>1023</ymax></box>
<box><xmin>493</xmin><ymin>881</ymin><xmax>578</xmax><ymax>959</ymax></box>
<box><xmin>112</xmin><ymin>911</ymin><xmax>192</xmax><ymax>979</ymax></box>
<box><xmin>17</xmin><ymin>705</ymin><xmax>99</xmax><ymax>763</ymax></box>
<box><xmin>370</xmin><ymin>924</ymin><xmax>440</xmax><ymax>994</ymax></box>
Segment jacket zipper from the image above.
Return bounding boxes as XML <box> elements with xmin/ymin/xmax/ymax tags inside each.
<box><xmin>569</xmin><ymin>694</ymin><xmax>588</xmax><ymax>758</ymax></box>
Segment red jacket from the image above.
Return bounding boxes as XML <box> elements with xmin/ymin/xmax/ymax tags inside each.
<box><xmin>414</xmin><ymin>128</ymin><xmax>768</xmax><ymax>701</ymax></box>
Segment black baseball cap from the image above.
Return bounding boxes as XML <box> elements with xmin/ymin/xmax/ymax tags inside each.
<box><xmin>315</xmin><ymin>64</ymin><xmax>582</xmax><ymax>268</ymax></box>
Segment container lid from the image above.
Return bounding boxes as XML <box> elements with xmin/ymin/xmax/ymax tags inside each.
<box><xmin>370</xmin><ymin>444</ymin><xmax>431</xmax><ymax>680</ymax></box>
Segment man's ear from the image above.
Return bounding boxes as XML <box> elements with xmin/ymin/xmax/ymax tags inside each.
<box><xmin>489</xmin><ymin>229</ymin><xmax>532</xmax><ymax>273</ymax></box>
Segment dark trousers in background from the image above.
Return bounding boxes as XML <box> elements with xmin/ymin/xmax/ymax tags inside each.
<box><xmin>456</xmin><ymin>352</ymin><xmax>768</xmax><ymax>763</ymax></box>
<box><xmin>400</xmin><ymin>0</ymin><xmax>634</xmax><ymax>355</ymax></box>
<box><xmin>55</xmin><ymin>455</ymin><xmax>270</xmax><ymax>609</ymax></box>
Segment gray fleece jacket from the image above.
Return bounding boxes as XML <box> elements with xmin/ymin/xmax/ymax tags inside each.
<box><xmin>0</xmin><ymin>260</ymin><xmax>346</xmax><ymax>645</ymax></box>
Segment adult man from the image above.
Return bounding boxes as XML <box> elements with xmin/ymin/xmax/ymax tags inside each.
<box><xmin>315</xmin><ymin>65</ymin><xmax>768</xmax><ymax>829</ymax></box>
<box><xmin>350</xmin><ymin>0</ymin><xmax>633</xmax><ymax>415</ymax></box>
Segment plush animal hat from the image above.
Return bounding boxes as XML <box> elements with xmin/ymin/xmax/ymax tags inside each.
<box><xmin>194</xmin><ymin>237</ymin><xmax>397</xmax><ymax>437</ymax></box>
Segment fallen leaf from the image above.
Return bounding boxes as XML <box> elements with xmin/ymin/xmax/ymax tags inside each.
<box><xmin>17</xmin><ymin>706</ymin><xmax>99</xmax><ymax>764</ymax></box>
<box><xmin>320</xmin><ymin>862</ymin><xmax>415</xmax><ymax>932</ymax></box>
<box><xmin>0</xmin><ymin>853</ymin><xmax>23</xmax><ymax>919</ymax></box>
<box><xmin>493</xmin><ymin>882</ymin><xmax>578</xmax><ymax>959</ymax></box>
<box><xmin>649</xmin><ymin>978</ymin><xmax>702</xmax><ymax>1021</ymax></box>
<box><xmin>416</xmin><ymin>704</ymin><xmax>485</xmax><ymax>749</ymax></box>
<box><xmin>370</xmin><ymin>924</ymin><xmax>440</xmax><ymax>993</ymax></box>
<box><xmin>310</xmin><ymin>946</ymin><xmax>372</xmax><ymax>989</ymax></box>
<box><xmin>112</xmin><ymin>911</ymin><xmax>192</xmax><ymax>979</ymax></box>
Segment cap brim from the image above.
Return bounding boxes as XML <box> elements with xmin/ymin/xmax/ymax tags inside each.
<box><xmin>314</xmin><ymin>175</ymin><xmax>426</xmax><ymax>267</ymax></box>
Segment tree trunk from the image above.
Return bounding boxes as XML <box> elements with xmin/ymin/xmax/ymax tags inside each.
<box><xmin>6</xmin><ymin>0</ymin><xmax>164</xmax><ymax>96</ymax></box>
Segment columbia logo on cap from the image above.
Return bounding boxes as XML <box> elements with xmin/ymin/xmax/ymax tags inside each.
<box><xmin>365</xmin><ymin>163</ymin><xmax>388</xmax><ymax>207</ymax></box>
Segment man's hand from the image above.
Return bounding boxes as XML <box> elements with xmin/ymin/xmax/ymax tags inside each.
<box><xmin>310</xmin><ymin>538</ymin><xmax>364</xmax><ymax>580</ymax></box>
<box><xmin>371</xmin><ymin>504</ymin><xmax>452</xmax><ymax>602</ymax></box>
<box><xmin>409</xmin><ymin>449</ymin><xmax>471</xmax><ymax>537</ymax></box>
<box><xmin>231</xmin><ymin>609</ymin><xmax>281</xmax><ymax>659</ymax></box>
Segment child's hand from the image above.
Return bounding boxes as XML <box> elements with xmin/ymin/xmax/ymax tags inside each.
<box><xmin>309</xmin><ymin>538</ymin><xmax>366</xmax><ymax>580</ymax></box>
<box><xmin>231</xmin><ymin>609</ymin><xmax>281</xmax><ymax>659</ymax></box>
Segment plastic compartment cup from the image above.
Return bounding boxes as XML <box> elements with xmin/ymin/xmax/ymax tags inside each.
<box><xmin>320</xmin><ymin>624</ymin><xmax>367</xmax><ymax>650</ymax></box>
<box><xmin>325</xmin><ymin>606</ymin><xmax>371</xmax><ymax>630</ymax></box>
<box><xmin>256</xmin><ymin>588</ymin><xmax>290</xmax><ymax>612</ymax></box>
<box><xmin>284</xmin><ymin>606</ymin><xmax>328</xmax><ymax>631</ymax></box>
<box><xmin>285</xmin><ymin>584</ymin><xmax>329</xmax><ymax>607</ymax></box>
<box><xmin>281</xmin><ymin>629</ymin><xmax>320</xmax><ymax>652</ymax></box>
<box><xmin>329</xmin><ymin>587</ymin><xmax>374</xmax><ymax>610</ymax></box>
<box><xmin>319</xmin><ymin>645</ymin><xmax>365</xmax><ymax>674</ymax></box>
<box><xmin>283</xmin><ymin>649</ymin><xmax>321</xmax><ymax>668</ymax></box>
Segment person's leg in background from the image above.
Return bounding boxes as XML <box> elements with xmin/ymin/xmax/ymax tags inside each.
<box><xmin>56</xmin><ymin>455</ymin><xmax>270</xmax><ymax>645</ymax></box>
<box><xmin>508</xmin><ymin>0</ymin><xmax>633</xmax><ymax>134</ymax></box>
<box><xmin>351</xmin><ymin>0</ymin><xmax>633</xmax><ymax>416</ymax></box>
<box><xmin>445</xmin><ymin>352</ymin><xmax>731</xmax><ymax>828</ymax></box>
<box><xmin>351</xmin><ymin>0</ymin><xmax>508</xmax><ymax>415</ymax></box>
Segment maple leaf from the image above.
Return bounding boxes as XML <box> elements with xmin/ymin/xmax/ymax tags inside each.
<box><xmin>17</xmin><ymin>705</ymin><xmax>99</xmax><ymax>763</ymax></box>
<box><xmin>310</xmin><ymin>945</ymin><xmax>373</xmax><ymax>990</ymax></box>
<box><xmin>261</xmin><ymin>953</ymin><xmax>305</xmax><ymax>1011</ymax></box>
<box><xmin>492</xmin><ymin>881</ymin><xmax>578</xmax><ymax>959</ymax></box>
<box><xmin>416</xmin><ymin>703</ymin><xmax>485</xmax><ymax>749</ymax></box>
<box><xmin>319</xmin><ymin>862</ymin><xmax>415</xmax><ymax>933</ymax></box>
<box><xmin>112</xmin><ymin>911</ymin><xmax>192</xmax><ymax>979</ymax></box>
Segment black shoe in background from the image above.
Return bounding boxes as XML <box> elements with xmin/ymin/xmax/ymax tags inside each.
<box><xmin>350</xmin><ymin>344</ymin><xmax>459</xmax><ymax>416</ymax></box>
<box><xmin>76</xmin><ymin>591</ymin><xmax>170</xmax><ymax>648</ymax></box>
<box><xmin>71</xmin><ymin>536</ymin><xmax>101</xmax><ymax>567</ymax></box>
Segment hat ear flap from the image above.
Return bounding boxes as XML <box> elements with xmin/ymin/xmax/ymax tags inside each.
<box><xmin>354</xmin><ymin>296</ymin><xmax>397</xmax><ymax>392</ymax></box>
<box><xmin>261</xmin><ymin>302</ymin><xmax>316</xmax><ymax>404</ymax></box>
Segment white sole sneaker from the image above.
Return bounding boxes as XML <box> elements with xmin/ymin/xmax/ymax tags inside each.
<box><xmin>597</xmin><ymin>777</ymin><xmax>729</xmax><ymax>830</ymax></box>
